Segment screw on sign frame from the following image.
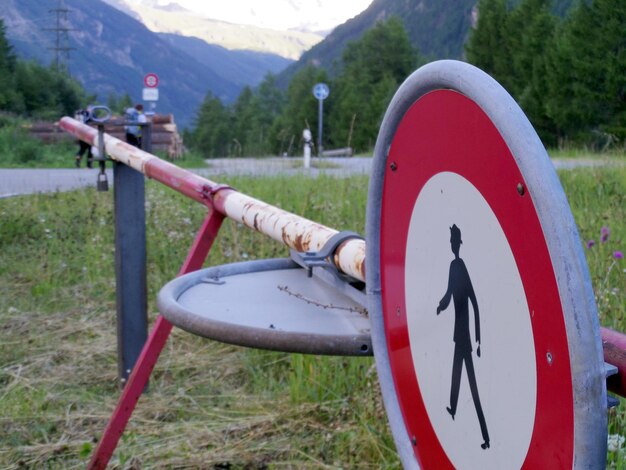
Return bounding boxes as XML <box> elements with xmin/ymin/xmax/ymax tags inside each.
<box><xmin>366</xmin><ymin>60</ymin><xmax>607</xmax><ymax>469</ymax></box>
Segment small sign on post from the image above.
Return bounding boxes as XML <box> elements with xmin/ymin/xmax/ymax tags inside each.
<box><xmin>312</xmin><ymin>83</ymin><xmax>329</xmax><ymax>157</ymax></box>
<box><xmin>142</xmin><ymin>88</ymin><xmax>159</xmax><ymax>101</ymax></box>
<box><xmin>143</xmin><ymin>72</ymin><xmax>159</xmax><ymax>88</ymax></box>
<box><xmin>143</xmin><ymin>73</ymin><xmax>159</xmax><ymax>115</ymax></box>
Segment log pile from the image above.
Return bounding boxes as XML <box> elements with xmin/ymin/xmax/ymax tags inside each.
<box><xmin>27</xmin><ymin>114</ymin><xmax>184</xmax><ymax>159</ymax></box>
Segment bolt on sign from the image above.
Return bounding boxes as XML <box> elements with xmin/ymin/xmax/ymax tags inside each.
<box><xmin>366</xmin><ymin>60</ymin><xmax>607</xmax><ymax>469</ymax></box>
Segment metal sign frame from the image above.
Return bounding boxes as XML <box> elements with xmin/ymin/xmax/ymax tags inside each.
<box><xmin>157</xmin><ymin>258</ymin><xmax>371</xmax><ymax>356</ymax></box>
<box><xmin>366</xmin><ymin>60</ymin><xmax>607</xmax><ymax>468</ymax></box>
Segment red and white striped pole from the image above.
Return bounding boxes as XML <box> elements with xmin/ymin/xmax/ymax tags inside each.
<box><xmin>59</xmin><ymin>117</ymin><xmax>365</xmax><ymax>282</ymax></box>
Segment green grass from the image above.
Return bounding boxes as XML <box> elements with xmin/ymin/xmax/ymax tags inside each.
<box><xmin>0</xmin><ymin>166</ymin><xmax>625</xmax><ymax>468</ymax></box>
<box><xmin>0</xmin><ymin>119</ymin><xmax>210</xmax><ymax>169</ymax></box>
<box><xmin>548</xmin><ymin>148</ymin><xmax>626</xmax><ymax>161</ymax></box>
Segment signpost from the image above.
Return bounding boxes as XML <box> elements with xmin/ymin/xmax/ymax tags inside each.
<box><xmin>142</xmin><ymin>72</ymin><xmax>159</xmax><ymax>114</ymax></box>
<box><xmin>312</xmin><ymin>82</ymin><xmax>329</xmax><ymax>157</ymax></box>
<box><xmin>366</xmin><ymin>60</ymin><xmax>607</xmax><ymax>468</ymax></box>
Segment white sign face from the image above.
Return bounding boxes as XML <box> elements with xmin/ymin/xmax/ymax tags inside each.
<box><xmin>405</xmin><ymin>171</ymin><xmax>537</xmax><ymax>469</ymax></box>
<box><xmin>142</xmin><ymin>87</ymin><xmax>159</xmax><ymax>101</ymax></box>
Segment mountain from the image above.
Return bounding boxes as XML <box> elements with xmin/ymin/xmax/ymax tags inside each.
<box><xmin>1</xmin><ymin>0</ymin><xmax>300</xmax><ymax>129</ymax></box>
<box><xmin>277</xmin><ymin>0</ymin><xmax>575</xmax><ymax>87</ymax></box>
<box><xmin>158</xmin><ymin>33</ymin><xmax>292</xmax><ymax>89</ymax></box>
<box><xmin>100</xmin><ymin>0</ymin><xmax>323</xmax><ymax>60</ymax></box>
<box><xmin>277</xmin><ymin>0</ymin><xmax>476</xmax><ymax>86</ymax></box>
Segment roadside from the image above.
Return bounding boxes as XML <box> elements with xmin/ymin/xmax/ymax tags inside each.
<box><xmin>0</xmin><ymin>156</ymin><xmax>623</xmax><ymax>199</ymax></box>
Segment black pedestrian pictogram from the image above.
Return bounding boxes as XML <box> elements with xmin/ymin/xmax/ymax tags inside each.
<box><xmin>437</xmin><ymin>224</ymin><xmax>490</xmax><ymax>450</ymax></box>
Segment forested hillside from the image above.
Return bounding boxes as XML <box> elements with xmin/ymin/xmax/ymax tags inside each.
<box><xmin>188</xmin><ymin>18</ymin><xmax>421</xmax><ymax>157</ymax></box>
<box><xmin>189</xmin><ymin>0</ymin><xmax>625</xmax><ymax>157</ymax></box>
<box><xmin>277</xmin><ymin>0</ymin><xmax>575</xmax><ymax>87</ymax></box>
<box><xmin>0</xmin><ymin>20</ymin><xmax>88</xmax><ymax>121</ymax></box>
<box><xmin>277</xmin><ymin>0</ymin><xmax>476</xmax><ymax>87</ymax></box>
<box><xmin>466</xmin><ymin>0</ymin><xmax>625</xmax><ymax>147</ymax></box>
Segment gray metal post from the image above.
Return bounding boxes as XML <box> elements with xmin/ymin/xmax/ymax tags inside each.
<box><xmin>114</xmin><ymin>161</ymin><xmax>147</xmax><ymax>386</ymax></box>
<box><xmin>142</xmin><ymin>122</ymin><xmax>152</xmax><ymax>153</ymax></box>
<box><xmin>317</xmin><ymin>99</ymin><xmax>324</xmax><ymax>157</ymax></box>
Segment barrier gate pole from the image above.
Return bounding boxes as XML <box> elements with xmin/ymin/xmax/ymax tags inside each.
<box><xmin>59</xmin><ymin>115</ymin><xmax>626</xmax><ymax>466</ymax></box>
<box><xmin>88</xmin><ymin>210</ymin><xmax>225</xmax><ymax>470</ymax></box>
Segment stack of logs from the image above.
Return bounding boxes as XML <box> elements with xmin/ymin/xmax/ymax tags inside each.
<box><xmin>28</xmin><ymin>114</ymin><xmax>184</xmax><ymax>159</ymax></box>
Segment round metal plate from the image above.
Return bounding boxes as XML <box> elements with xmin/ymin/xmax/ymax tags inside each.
<box><xmin>157</xmin><ymin>258</ymin><xmax>371</xmax><ymax>356</ymax></box>
<box><xmin>366</xmin><ymin>60</ymin><xmax>606</xmax><ymax>468</ymax></box>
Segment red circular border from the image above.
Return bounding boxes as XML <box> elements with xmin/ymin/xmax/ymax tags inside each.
<box><xmin>144</xmin><ymin>73</ymin><xmax>159</xmax><ymax>88</ymax></box>
<box><xmin>380</xmin><ymin>90</ymin><xmax>573</xmax><ymax>467</ymax></box>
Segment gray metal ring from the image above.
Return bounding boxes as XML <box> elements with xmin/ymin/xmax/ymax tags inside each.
<box><xmin>366</xmin><ymin>60</ymin><xmax>606</xmax><ymax>468</ymax></box>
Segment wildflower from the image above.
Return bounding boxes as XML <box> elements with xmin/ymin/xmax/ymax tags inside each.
<box><xmin>586</xmin><ymin>240</ymin><xmax>595</xmax><ymax>249</ymax></box>
<box><xmin>608</xmin><ymin>433</ymin><xmax>625</xmax><ymax>452</ymax></box>
<box><xmin>601</xmin><ymin>226</ymin><xmax>610</xmax><ymax>243</ymax></box>
<box><xmin>614</xmin><ymin>251</ymin><xmax>624</xmax><ymax>260</ymax></box>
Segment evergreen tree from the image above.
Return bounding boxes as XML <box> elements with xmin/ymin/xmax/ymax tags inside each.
<box><xmin>331</xmin><ymin>17</ymin><xmax>419</xmax><ymax>152</ymax></box>
<box><xmin>231</xmin><ymin>86</ymin><xmax>257</xmax><ymax>156</ymax></box>
<box><xmin>0</xmin><ymin>18</ymin><xmax>19</xmax><ymax>111</ymax></box>
<box><xmin>108</xmin><ymin>92</ymin><xmax>133</xmax><ymax>114</ymax></box>
<box><xmin>253</xmin><ymin>73</ymin><xmax>285</xmax><ymax>155</ymax></box>
<box><xmin>465</xmin><ymin>0</ymin><xmax>511</xmax><ymax>90</ymax></box>
<box><xmin>506</xmin><ymin>0</ymin><xmax>558</xmax><ymax>143</ymax></box>
<box><xmin>546</xmin><ymin>0</ymin><xmax>626</xmax><ymax>145</ymax></box>
<box><xmin>190</xmin><ymin>92</ymin><xmax>232</xmax><ymax>157</ymax></box>
<box><xmin>272</xmin><ymin>65</ymin><xmax>329</xmax><ymax>155</ymax></box>
<box><xmin>467</xmin><ymin>0</ymin><xmax>558</xmax><ymax>143</ymax></box>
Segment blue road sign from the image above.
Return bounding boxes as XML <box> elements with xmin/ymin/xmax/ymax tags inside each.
<box><xmin>313</xmin><ymin>82</ymin><xmax>329</xmax><ymax>100</ymax></box>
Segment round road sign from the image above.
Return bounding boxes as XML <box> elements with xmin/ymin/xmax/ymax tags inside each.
<box><xmin>366</xmin><ymin>60</ymin><xmax>607</xmax><ymax>468</ymax></box>
<box><xmin>312</xmin><ymin>82</ymin><xmax>329</xmax><ymax>100</ymax></box>
<box><xmin>144</xmin><ymin>72</ymin><xmax>159</xmax><ymax>88</ymax></box>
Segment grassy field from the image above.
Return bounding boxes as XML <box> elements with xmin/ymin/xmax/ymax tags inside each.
<box><xmin>0</xmin><ymin>166</ymin><xmax>625</xmax><ymax>468</ymax></box>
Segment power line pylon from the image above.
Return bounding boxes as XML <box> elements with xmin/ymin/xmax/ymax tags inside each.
<box><xmin>44</xmin><ymin>0</ymin><xmax>75</xmax><ymax>72</ymax></box>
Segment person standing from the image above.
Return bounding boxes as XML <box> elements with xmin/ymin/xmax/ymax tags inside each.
<box><xmin>74</xmin><ymin>106</ymin><xmax>94</xmax><ymax>168</ymax></box>
<box><xmin>124</xmin><ymin>104</ymin><xmax>147</xmax><ymax>148</ymax></box>
<box><xmin>437</xmin><ymin>224</ymin><xmax>490</xmax><ymax>450</ymax></box>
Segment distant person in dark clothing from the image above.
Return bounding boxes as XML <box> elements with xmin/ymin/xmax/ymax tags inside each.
<box><xmin>437</xmin><ymin>224</ymin><xmax>490</xmax><ymax>450</ymax></box>
<box><xmin>74</xmin><ymin>106</ymin><xmax>94</xmax><ymax>168</ymax></box>
<box><xmin>125</xmin><ymin>104</ymin><xmax>147</xmax><ymax>148</ymax></box>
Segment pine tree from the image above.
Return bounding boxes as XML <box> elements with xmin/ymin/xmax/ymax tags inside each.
<box><xmin>272</xmin><ymin>65</ymin><xmax>329</xmax><ymax>155</ymax></box>
<box><xmin>0</xmin><ymin>18</ymin><xmax>19</xmax><ymax>110</ymax></box>
<box><xmin>465</xmin><ymin>0</ymin><xmax>511</xmax><ymax>90</ymax></box>
<box><xmin>546</xmin><ymin>0</ymin><xmax>626</xmax><ymax>145</ymax></box>
<box><xmin>331</xmin><ymin>17</ymin><xmax>419</xmax><ymax>152</ymax></box>
<box><xmin>507</xmin><ymin>0</ymin><xmax>558</xmax><ymax>144</ymax></box>
<box><xmin>191</xmin><ymin>92</ymin><xmax>232</xmax><ymax>157</ymax></box>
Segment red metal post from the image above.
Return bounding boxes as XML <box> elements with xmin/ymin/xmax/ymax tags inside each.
<box><xmin>601</xmin><ymin>327</ymin><xmax>626</xmax><ymax>398</ymax></box>
<box><xmin>88</xmin><ymin>209</ymin><xmax>225</xmax><ymax>470</ymax></box>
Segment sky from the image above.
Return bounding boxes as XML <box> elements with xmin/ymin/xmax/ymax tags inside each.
<box><xmin>155</xmin><ymin>0</ymin><xmax>373</xmax><ymax>32</ymax></box>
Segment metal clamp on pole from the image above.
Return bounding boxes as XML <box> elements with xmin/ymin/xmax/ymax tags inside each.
<box><xmin>91</xmin><ymin>106</ymin><xmax>112</xmax><ymax>192</ymax></box>
<box><xmin>96</xmin><ymin>124</ymin><xmax>109</xmax><ymax>192</ymax></box>
<box><xmin>290</xmin><ymin>230</ymin><xmax>364</xmax><ymax>282</ymax></box>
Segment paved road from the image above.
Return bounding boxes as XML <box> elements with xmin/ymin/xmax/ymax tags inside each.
<box><xmin>0</xmin><ymin>157</ymin><xmax>371</xmax><ymax>199</ymax></box>
<box><xmin>0</xmin><ymin>156</ymin><xmax>619</xmax><ymax>199</ymax></box>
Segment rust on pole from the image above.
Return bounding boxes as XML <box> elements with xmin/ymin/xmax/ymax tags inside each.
<box><xmin>59</xmin><ymin>117</ymin><xmax>366</xmax><ymax>282</ymax></box>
